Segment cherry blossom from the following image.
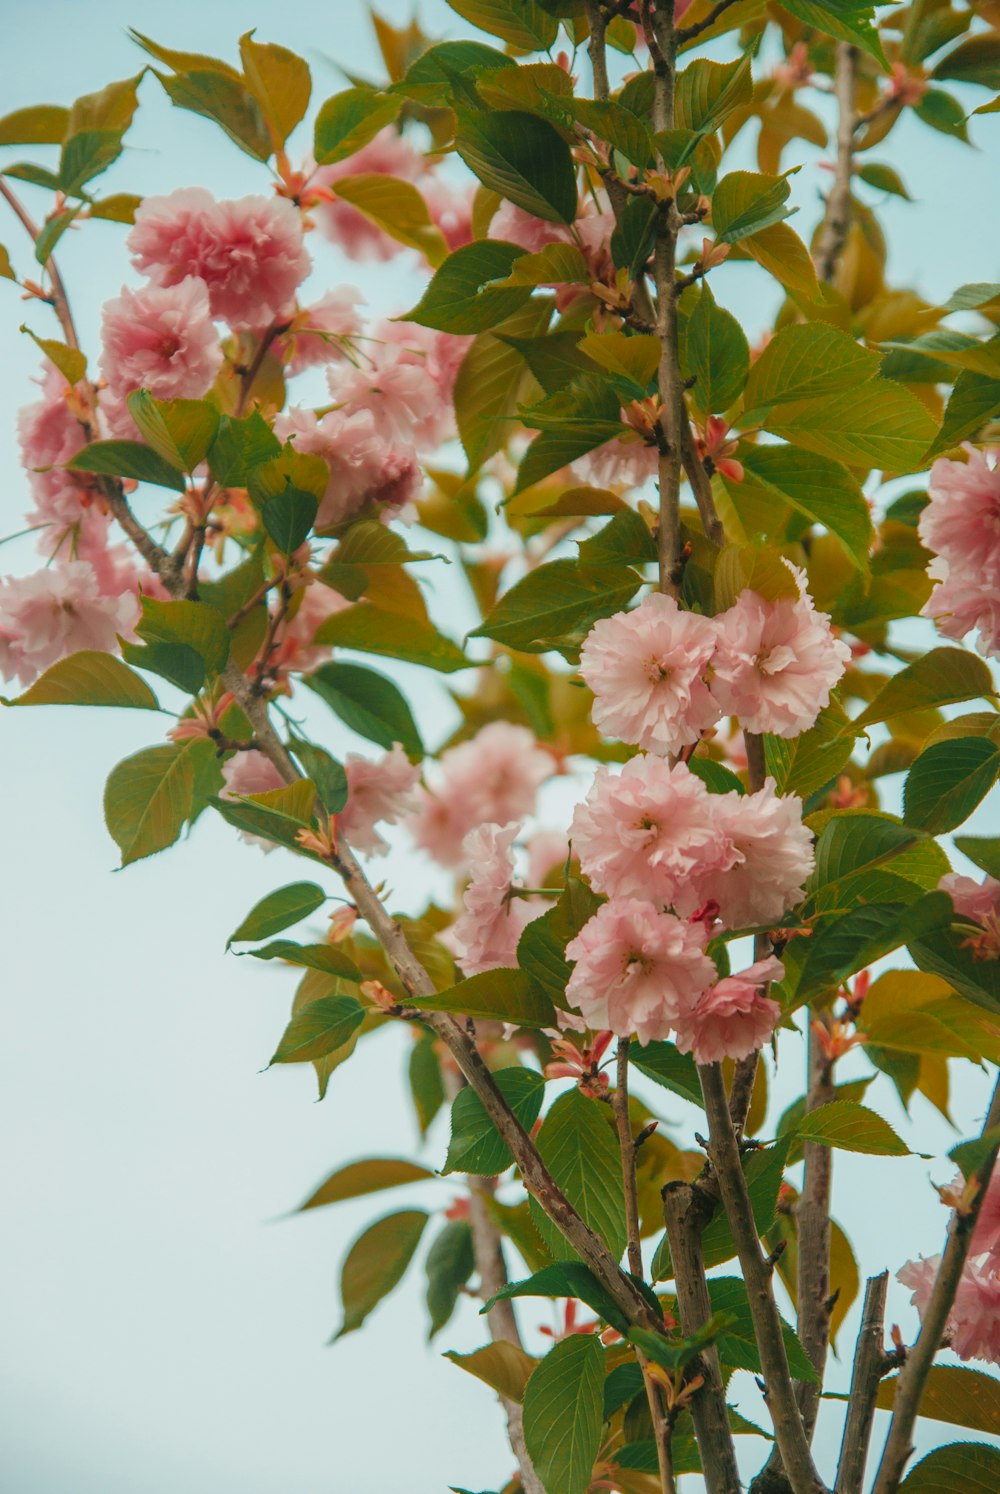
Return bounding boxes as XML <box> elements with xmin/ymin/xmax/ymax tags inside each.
<box><xmin>220</xmin><ymin>751</ymin><xmax>286</xmax><ymax>851</ymax></box>
<box><xmin>939</xmin><ymin>872</ymin><xmax>1000</xmax><ymax>926</ymax></box>
<box><xmin>579</xmin><ymin>593</ymin><xmax>720</xmax><ymax>754</ymax></box>
<box><xmin>672</xmin><ymin>956</ymin><xmax>784</xmax><ymax>1064</ymax></box>
<box><xmin>337</xmin><ymin>744</ymin><xmax>421</xmax><ymax>856</ymax></box>
<box><xmin>310</xmin><ymin>130</ymin><xmax>428</xmax><ymax>260</ymax></box>
<box><xmin>326</xmin><ymin>320</ymin><xmax>469</xmax><ymax>451</ymax></box>
<box><xmin>918</xmin><ymin>450</ymin><xmax>1000</xmax><ymax>661</ymax></box>
<box><xmin>0</xmin><ymin>560</ymin><xmax>139</xmax><ymax>686</ymax></box>
<box><xmin>272</xmin><ymin>288</ymin><xmax>364</xmax><ymax>375</ymax></box>
<box><xmin>274</xmin><ymin>406</ymin><xmax>421</xmax><ymax>530</ymax></box>
<box><xmin>710</xmin><ymin>572</ymin><xmax>850</xmax><ymax>738</ymax></box>
<box><xmin>898</xmin><ymin>1254</ymin><xmax>1000</xmax><ymax>1364</ymax></box>
<box><xmin>564</xmin><ymin>897</ymin><xmax>717</xmax><ymax>1045</ymax></box>
<box><xmin>100</xmin><ymin>278</ymin><xmax>223</xmax><ymax>404</ymax></box>
<box><xmin>128</xmin><ymin>188</ymin><xmax>310</xmax><ymax>328</ymax></box>
<box><xmin>448</xmin><ymin>822</ymin><xmax>542</xmax><ymax>976</ymax></box>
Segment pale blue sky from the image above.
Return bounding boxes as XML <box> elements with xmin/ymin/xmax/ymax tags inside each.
<box><xmin>1</xmin><ymin>5</ymin><xmax>999</xmax><ymax>1492</ymax></box>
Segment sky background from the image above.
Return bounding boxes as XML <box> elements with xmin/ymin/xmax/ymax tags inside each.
<box><xmin>1</xmin><ymin>3</ymin><xmax>999</xmax><ymax>1492</ymax></box>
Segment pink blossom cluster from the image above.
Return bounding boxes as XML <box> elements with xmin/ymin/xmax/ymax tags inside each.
<box><xmin>580</xmin><ymin>580</ymin><xmax>850</xmax><ymax>755</ymax></box>
<box><xmin>447</xmin><ymin>822</ymin><xmax>544</xmax><ymax>976</ymax></box>
<box><xmin>919</xmin><ymin>448</ymin><xmax>1000</xmax><ymax>661</ymax></box>
<box><xmin>898</xmin><ymin>1166</ymin><xmax>1000</xmax><ymax>1364</ymax></box>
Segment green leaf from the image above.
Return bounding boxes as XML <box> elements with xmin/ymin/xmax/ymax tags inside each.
<box><xmin>313</xmin><ymin>85</ymin><xmax>400</xmax><ymax>163</ymax></box>
<box><xmin>683</xmin><ymin>283</ymin><xmax>750</xmax><ymax>415</ymax></box>
<box><xmin>270</xmin><ymin>994</ymin><xmax>365</xmax><ymax>1064</ymax></box>
<box><xmin>444</xmin><ymin>1068</ymin><xmax>545</xmax><ymax>1176</ymax></box>
<box><xmin>156</xmin><ymin>68</ymin><xmax>272</xmax><ymax>161</ymax></box>
<box><xmin>396</xmin><ymin>41</ymin><xmax>514</xmax><ymax>107</ymax></box>
<box><xmin>0</xmin><ymin>104</ymin><xmax>69</xmax><ymax>145</ymax></box>
<box><xmin>471</xmin><ymin>559</ymin><xmax>640</xmax><ymax>654</ymax></box>
<box><xmin>248</xmin><ymin>939</ymin><xmax>361</xmax><ymax>982</ymax></box>
<box><xmin>792</xmin><ymin>895</ymin><xmax>953</xmax><ymax>1007</ymax></box>
<box><xmin>742</xmin><ymin>323</ymin><xmax>881</xmax><ymax>417</ymax></box>
<box><xmin>686</xmin><ymin>756</ymin><xmax>748</xmax><ymax>796</ymax></box>
<box><xmin>954</xmin><ymin>836</ymin><xmax>1000</xmax><ymax>880</ymax></box>
<box><xmin>425</xmin><ymin>1219</ymin><xmax>475</xmax><ymax>1337</ymax></box>
<box><xmin>211</xmin><ymin>781</ymin><xmax>317</xmax><ymax>851</ymax></box>
<box><xmin>927</xmin><ymin>363</ymin><xmax>1000</xmax><ymax>458</ymax></box>
<box><xmin>877</xmin><ymin>1366</ymin><xmax>1000</xmax><ymax>1437</ymax></box>
<box><xmin>495</xmin><ymin>242</ymin><xmax>589</xmax><ymax>289</ymax></box>
<box><xmin>950</xmin><ymin>1128</ymin><xmax>1000</xmax><ymax>1181</ymax></box>
<box><xmin>59</xmin><ymin>132</ymin><xmax>122</xmax><ymax>195</ymax></box>
<box><xmin>331</xmin><ymin>174</ymin><xmax>448</xmax><ymax>265</ymax></box>
<box><xmin>793</xmin><ymin>1099</ymin><xmax>913</xmax><ymax>1156</ymax></box>
<box><xmin>445</xmin><ymin>0</ymin><xmax>558</xmax><ymax>51</ymax></box>
<box><xmin>523</xmin><ymin>1335</ymin><xmax>605</xmax><ymax>1494</ymax></box>
<box><xmin>903</xmin><ymin>739</ymin><xmax>1000</xmax><ymax>834</ymax></box>
<box><xmin>445</xmin><ymin>1341</ymin><xmax>537</xmax><ymax>1405</ymax></box>
<box><xmin>261</xmin><ymin>483</ymin><xmax>318</xmax><ymax>553</ymax></box>
<box><xmin>857</xmin><ymin>162</ymin><xmax>912</xmax><ymax>199</ymax></box>
<box><xmin>455</xmin><ymin>298</ymin><xmax>554</xmax><ymax>470</ymax></box>
<box><xmin>409</xmin><ymin>968</ymin><xmax>555</xmax><ymax>1029</ymax></box>
<box><xmin>135</xmin><ymin>596</ymin><xmax>230</xmax><ymax>680</ymax></box>
<box><xmin>655</xmin><ymin>1141</ymin><xmax>791</xmax><ymax>1280</ymax></box>
<box><xmin>675</xmin><ymin>53</ymin><xmax>754</xmax><ymax>135</ymax></box>
<box><xmin>726</xmin><ymin>444</ymin><xmax>872</xmax><ymax>573</ymax></box>
<box><xmin>579</xmin><ymin>331</ymin><xmax>660</xmax><ymax>389</ymax></box>
<box><xmin>104</xmin><ymin>742</ymin><xmax>198</xmax><ymax>866</ymax></box>
<box><xmin>315</xmin><ymin>604</ymin><xmax>468</xmax><ymax>672</ymax></box>
<box><xmin>631</xmin><ymin>1042</ymin><xmax>702</xmax><ymax>1105</ymax></box>
<box><xmin>404</xmin><ymin>240</ymin><xmax>532</xmax><ymax>334</ymax></box>
<box><xmin>851</xmin><ymin>648</ymin><xmax>996</xmax><ymax>730</ymax></box>
<box><xmin>915</xmin><ymin>88</ymin><xmax>969</xmax><ymax>141</ymax></box>
<box><xmin>126</xmin><ymin>392</ymin><xmax>220</xmax><ymax>473</ymax></box>
<box><xmin>764</xmin><ymin>702</ymin><xmax>856</xmax><ymax>799</ymax></box>
<box><xmin>564</xmin><ymin>98</ymin><xmax>653</xmax><ymax>167</ymax></box>
<box><xmin>20</xmin><ymin>326</ymin><xmax>87</xmax><ymax>385</ymax></box>
<box><xmin>410</xmin><ymin>1032</ymin><xmax>445</xmax><ymax>1136</ymax></box>
<box><xmin>227</xmin><ymin>882</ymin><xmax>327</xmax><ymax>947</ymax></box>
<box><xmin>712</xmin><ymin>170</ymin><xmax>793</xmax><ymax>244</ymax></box>
<box><xmin>933</xmin><ymin>35</ymin><xmax>1000</xmax><ymax>90</ymax></box>
<box><xmin>766</xmin><ymin>381</ymin><xmax>938</xmax><ymax>473</ymax></box>
<box><xmin>532</xmin><ymin>1088</ymin><xmax>627</xmax><ymax>1261</ymax></box>
<box><xmin>709</xmin><ymin>1276</ymin><xmax>818</xmax><ymax>1381</ymax></box>
<box><xmin>207</xmin><ymin>411</ymin><xmax>282</xmax><ymax>487</ymax></box>
<box><xmin>484</xmin><ymin>1263</ymin><xmax>629</xmax><ymax>1337</ymax></box>
<box><xmin>305</xmin><ymin>662</ymin><xmax>422</xmax><ymax>759</ymax></box>
<box><xmin>335</xmin><ymin>1209</ymin><xmax>428</xmax><ymax>1338</ymax></box>
<box><xmin>455</xmin><ymin>110</ymin><xmax>578</xmax><ymax>225</ymax></box>
<box><xmin>781</xmin><ymin>0</ymin><xmax>885</xmax><ymax>65</ymax></box>
<box><xmin>909</xmin><ymin>927</ymin><xmax>1000</xmax><ymax>1013</ymax></box>
<box><xmin>239</xmin><ymin>32</ymin><xmax>311</xmax><ymax>148</ymax></box>
<box><xmin>66</xmin><ymin>439</ymin><xmax>187</xmax><ymax>491</ymax></box>
<box><xmin>3</xmin><ymin>651</ymin><xmax>159</xmax><ymax>710</ymax></box>
<box><xmin>899</xmin><ymin>1442</ymin><xmax>1000</xmax><ymax>1493</ymax></box>
<box><xmin>811</xmin><ymin>811</ymin><xmax>928</xmax><ymax>899</ymax></box>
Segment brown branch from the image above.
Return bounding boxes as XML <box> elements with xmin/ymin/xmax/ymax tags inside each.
<box><xmin>699</xmin><ymin>1063</ymin><xmax>828</xmax><ymax>1494</ymax></box>
<box><xmin>728</xmin><ymin>731</ymin><xmax>768</xmax><ymax>1135</ymax></box>
<box><xmin>871</xmin><ymin>1073</ymin><xmax>1000</xmax><ymax>1494</ymax></box>
<box><xmin>813</xmin><ymin>45</ymin><xmax>857</xmax><ymax>284</ymax></box>
<box><xmin>0</xmin><ymin>176</ymin><xmax>82</xmax><ymax>350</ymax></box>
<box><xmin>834</xmin><ymin>1272</ymin><xmax>888</xmax><ymax>1494</ymax></box>
<box><xmin>662</xmin><ymin>1182</ymin><xmax>741</xmax><ymax>1494</ymax></box>
<box><xmin>796</xmin><ymin>1023</ymin><xmax>835</xmax><ymax>1436</ymax></box>
<box><xmin>677</xmin><ymin>0</ymin><xmax>743</xmax><ymax>44</ymax></box>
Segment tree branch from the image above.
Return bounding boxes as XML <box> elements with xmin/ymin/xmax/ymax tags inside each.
<box><xmin>662</xmin><ymin>1182</ymin><xmax>741</xmax><ymax>1494</ymax></box>
<box><xmin>677</xmin><ymin>0</ymin><xmax>743</xmax><ymax>44</ymax></box>
<box><xmin>871</xmin><ymin>1072</ymin><xmax>1000</xmax><ymax>1494</ymax></box>
<box><xmin>699</xmin><ymin>1063</ymin><xmax>828</xmax><ymax>1494</ymax></box>
<box><xmin>727</xmin><ymin>731</ymin><xmax>768</xmax><ymax>1135</ymax></box>
<box><xmin>834</xmin><ymin>1272</ymin><xmax>888</xmax><ymax>1494</ymax></box>
<box><xmin>796</xmin><ymin>1022</ymin><xmax>835</xmax><ymax>1437</ymax></box>
<box><xmin>813</xmin><ymin>45</ymin><xmax>857</xmax><ymax>284</ymax></box>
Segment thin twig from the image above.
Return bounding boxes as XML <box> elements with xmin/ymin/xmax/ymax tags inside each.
<box><xmin>677</xmin><ymin>0</ymin><xmax>743</xmax><ymax>44</ymax></box>
<box><xmin>662</xmin><ymin>1182</ymin><xmax>741</xmax><ymax>1494</ymax></box>
<box><xmin>728</xmin><ymin>731</ymin><xmax>768</xmax><ymax>1135</ymax></box>
<box><xmin>813</xmin><ymin>45</ymin><xmax>857</xmax><ymax>284</ymax></box>
<box><xmin>835</xmin><ymin>1273</ymin><xmax>888</xmax><ymax>1494</ymax></box>
<box><xmin>699</xmin><ymin>1063</ymin><xmax>828</xmax><ymax>1494</ymax></box>
<box><xmin>796</xmin><ymin>1023</ymin><xmax>835</xmax><ymax>1436</ymax></box>
<box><xmin>871</xmin><ymin>1073</ymin><xmax>1000</xmax><ymax>1494</ymax></box>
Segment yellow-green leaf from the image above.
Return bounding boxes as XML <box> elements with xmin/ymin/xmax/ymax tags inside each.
<box><xmin>3</xmin><ymin>651</ymin><xmax>159</xmax><ymax>710</ymax></box>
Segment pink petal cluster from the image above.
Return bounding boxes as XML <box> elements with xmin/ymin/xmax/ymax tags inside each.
<box><xmin>919</xmin><ymin>449</ymin><xmax>1000</xmax><ymax>661</ymax></box>
<box><xmin>311</xmin><ymin>130</ymin><xmax>428</xmax><ymax>260</ymax></box>
<box><xmin>326</xmin><ymin>320</ymin><xmax>469</xmax><ymax>452</ymax></box>
<box><xmin>448</xmin><ymin>822</ymin><xmax>541</xmax><ymax>976</ymax></box>
<box><xmin>100</xmin><ymin>279</ymin><xmax>223</xmax><ymax>406</ymax></box>
<box><xmin>0</xmin><ymin>560</ymin><xmax>139</xmax><ymax>687</ymax></box>
<box><xmin>939</xmin><ymin>872</ymin><xmax>1000</xmax><ymax>926</ymax></box>
<box><xmin>128</xmin><ymin>188</ymin><xmax>310</xmax><ymax>328</ymax></box>
<box><xmin>411</xmin><ymin>723</ymin><xmax>555</xmax><ymax>868</ymax></box>
<box><xmin>337</xmin><ymin>744</ymin><xmax>421</xmax><ymax>856</ymax></box>
<box><xmin>220</xmin><ymin>751</ymin><xmax>286</xmax><ymax>850</ymax></box>
<box><xmin>274</xmin><ymin>407</ymin><xmax>421</xmax><ymax>531</ymax></box>
<box><xmin>672</xmin><ymin>956</ymin><xmax>784</xmax><ymax>1064</ymax></box>
<box><xmin>572</xmin><ymin>758</ymin><xmax>813</xmax><ymax>929</ymax></box>
<box><xmin>580</xmin><ymin>593</ymin><xmax>720</xmax><ymax>754</ymax></box>
<box><xmin>17</xmin><ymin>365</ymin><xmax>103</xmax><ymax>541</ymax></box>
<box><xmin>710</xmin><ymin>573</ymin><xmax>850</xmax><ymax>738</ymax></box>
<box><xmin>272</xmin><ymin>288</ymin><xmax>364</xmax><ymax>375</ymax></box>
<box><xmin>573</xmin><ymin>437</ymin><xmax>658</xmax><ymax>492</ymax></box>
<box><xmin>269</xmin><ymin>581</ymin><xmax>349</xmax><ymax>677</ymax></box>
<box><xmin>565</xmin><ymin>897</ymin><xmax>717</xmax><ymax>1045</ymax></box>
<box><xmin>898</xmin><ymin>1254</ymin><xmax>1000</xmax><ymax>1364</ymax></box>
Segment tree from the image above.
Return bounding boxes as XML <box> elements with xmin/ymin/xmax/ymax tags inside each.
<box><xmin>2</xmin><ymin>4</ymin><xmax>1000</xmax><ymax>1492</ymax></box>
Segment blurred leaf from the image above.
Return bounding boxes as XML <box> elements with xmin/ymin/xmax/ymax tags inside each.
<box><xmin>335</xmin><ymin>1209</ymin><xmax>428</xmax><ymax>1338</ymax></box>
<box><xmin>445</xmin><ymin>1341</ymin><xmax>537</xmax><ymax>1404</ymax></box>
<box><xmin>4</xmin><ymin>651</ymin><xmax>158</xmax><ymax>710</ymax></box>
<box><xmin>239</xmin><ymin>32</ymin><xmax>311</xmax><ymax>147</ymax></box>
<box><xmin>425</xmin><ymin>1219</ymin><xmax>475</xmax><ymax>1337</ymax></box>
<box><xmin>298</xmin><ymin>1157</ymin><xmax>434</xmax><ymax>1212</ymax></box>
<box><xmin>332</xmin><ymin>173</ymin><xmax>448</xmax><ymax>265</ymax></box>
<box><xmin>313</xmin><ymin>84</ymin><xmax>400</xmax><ymax>163</ymax></box>
<box><xmin>227</xmin><ymin>882</ymin><xmax>326</xmax><ymax>947</ymax></box>
<box><xmin>315</xmin><ymin>604</ymin><xmax>468</xmax><ymax>672</ymax></box>
<box><xmin>0</xmin><ymin>104</ymin><xmax>68</xmax><ymax>144</ymax></box>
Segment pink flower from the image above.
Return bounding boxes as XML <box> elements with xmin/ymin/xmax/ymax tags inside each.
<box><xmin>939</xmin><ymin>872</ymin><xmax>1000</xmax><ymax>926</ymax></box>
<box><xmin>973</xmin><ymin>1171</ymin><xmax>1000</xmax><ymax>1260</ymax></box>
<box><xmin>570</xmin><ymin>757</ymin><xmax>731</xmax><ymax>907</ymax></box>
<box><xmin>18</xmin><ymin>368</ymin><xmax>106</xmax><ymax>541</ymax></box>
<box><xmin>579</xmin><ymin>594</ymin><xmax>720</xmax><ymax>754</ymax></box>
<box><xmin>0</xmin><ymin>560</ymin><xmax>139</xmax><ymax>686</ymax></box>
<box><xmin>565</xmin><ymin>898</ymin><xmax>717</xmax><ymax>1044</ymax></box>
<box><xmin>424</xmin><ymin>176</ymin><xmax>474</xmax><ymax>251</ymax></box>
<box><xmin>272</xmin><ymin>287</ymin><xmax>364</xmax><ymax>375</ymax></box>
<box><xmin>268</xmin><ymin>581</ymin><xmax>349</xmax><ymax>678</ymax></box>
<box><xmin>100</xmin><ymin>278</ymin><xmax>223</xmax><ymax>403</ymax></box>
<box><xmin>274</xmin><ymin>407</ymin><xmax>421</xmax><ymax>530</ymax></box>
<box><xmin>573</xmin><ymin>437</ymin><xmax>658</xmax><ymax>491</ymax></box>
<box><xmin>672</xmin><ymin>956</ymin><xmax>784</xmax><ymax>1064</ymax></box>
<box><xmin>411</xmin><ymin>723</ymin><xmax>555</xmax><ymax>868</ymax></box>
<box><xmin>448</xmin><ymin>822</ymin><xmax>541</xmax><ymax>975</ymax></box>
<box><xmin>128</xmin><ymin>188</ymin><xmax>310</xmax><ymax>328</ymax></box>
<box><xmin>326</xmin><ymin>321</ymin><xmax>469</xmax><ymax>451</ymax></box>
<box><xmin>898</xmin><ymin>1254</ymin><xmax>1000</xmax><ymax>1364</ymax></box>
<box><xmin>921</xmin><ymin>563</ymin><xmax>1000</xmax><ymax>662</ymax></box>
<box><xmin>337</xmin><ymin>743</ymin><xmax>421</xmax><ymax>856</ymax></box>
<box><xmin>710</xmin><ymin>573</ymin><xmax>850</xmax><ymax>738</ymax></box>
<box><xmin>919</xmin><ymin>450</ymin><xmax>1000</xmax><ymax>572</ymax></box>
<box><xmin>221</xmin><ymin>750</ymin><xmax>286</xmax><ymax>851</ymax></box>
<box><xmin>491</xmin><ymin>200</ymin><xmax>574</xmax><ymax>256</ymax></box>
<box><xmin>676</xmin><ymin>779</ymin><xmax>814</xmax><ymax>930</ymax></box>
<box><xmin>311</xmin><ymin>130</ymin><xmax>428</xmax><ymax>260</ymax></box>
